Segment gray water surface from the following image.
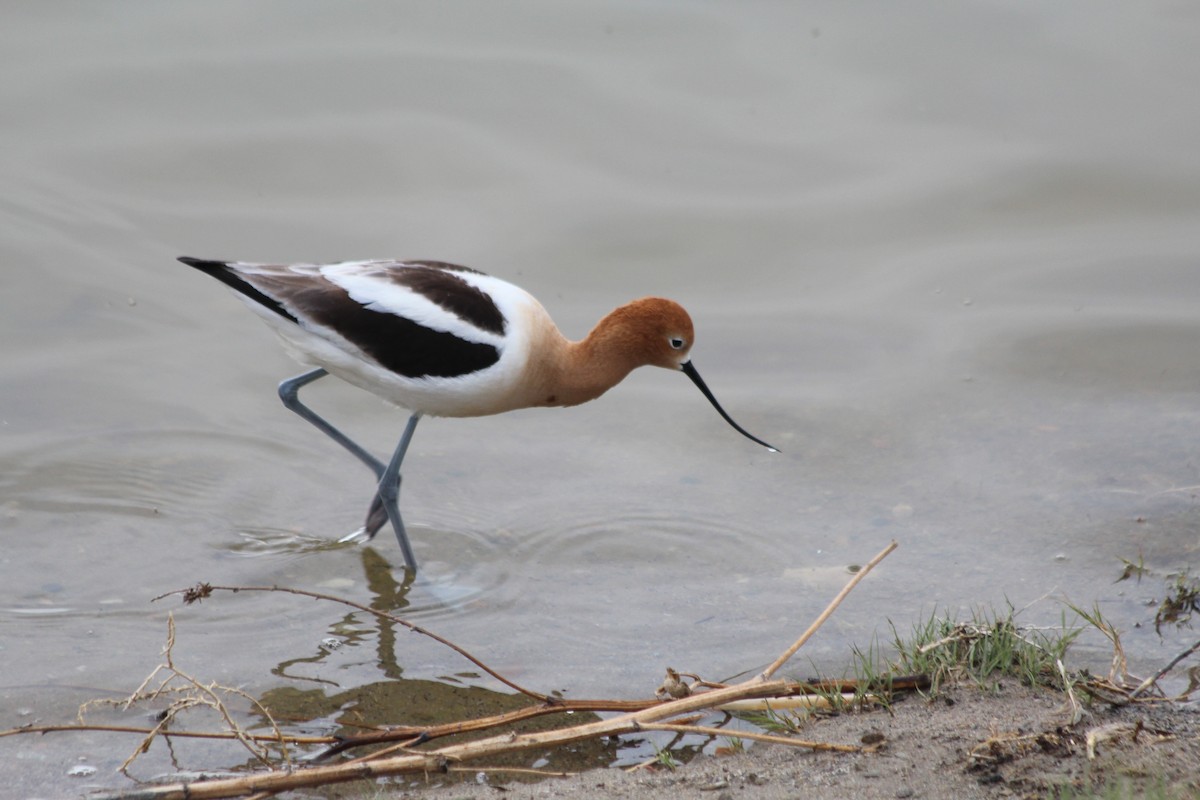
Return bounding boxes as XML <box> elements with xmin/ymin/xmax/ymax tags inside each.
<box><xmin>3</xmin><ymin>2</ymin><xmax>1199</xmax><ymax>794</ymax></box>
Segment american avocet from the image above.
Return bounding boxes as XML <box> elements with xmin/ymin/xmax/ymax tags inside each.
<box><xmin>181</xmin><ymin>256</ymin><xmax>777</xmax><ymax>571</ymax></box>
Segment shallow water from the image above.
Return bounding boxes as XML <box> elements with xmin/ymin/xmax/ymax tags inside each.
<box><xmin>3</xmin><ymin>1</ymin><xmax>1200</xmax><ymax>794</ymax></box>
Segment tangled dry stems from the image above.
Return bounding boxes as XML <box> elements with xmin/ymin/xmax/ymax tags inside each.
<box><xmin>4</xmin><ymin>542</ymin><xmax>899</xmax><ymax>799</ymax></box>
<box><xmin>10</xmin><ymin>537</ymin><xmax>1196</xmax><ymax>799</ymax></box>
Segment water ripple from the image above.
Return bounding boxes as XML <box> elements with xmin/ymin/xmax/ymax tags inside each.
<box><xmin>512</xmin><ymin>503</ymin><xmax>787</xmax><ymax>578</ymax></box>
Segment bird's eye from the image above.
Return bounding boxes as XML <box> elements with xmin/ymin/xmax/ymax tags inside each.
<box><xmin>669</xmin><ymin>337</ymin><xmax>686</xmax><ymax>350</ymax></box>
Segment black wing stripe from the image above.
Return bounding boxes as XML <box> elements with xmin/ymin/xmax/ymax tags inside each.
<box><xmin>299</xmin><ymin>286</ymin><xmax>501</xmax><ymax>378</ymax></box>
<box><xmin>179</xmin><ymin>256</ymin><xmax>299</xmax><ymax>324</ymax></box>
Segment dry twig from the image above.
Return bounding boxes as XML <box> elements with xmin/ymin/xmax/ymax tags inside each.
<box><xmin>74</xmin><ymin>613</ymin><xmax>289</xmax><ymax>775</ymax></box>
<box><xmin>154</xmin><ymin>583</ymin><xmax>550</xmax><ymax>702</ymax></box>
<box><xmin>759</xmin><ymin>541</ymin><xmax>897</xmax><ymax>680</ymax></box>
<box><xmin>1128</xmin><ymin>636</ymin><xmax>1200</xmax><ymax>699</ymax></box>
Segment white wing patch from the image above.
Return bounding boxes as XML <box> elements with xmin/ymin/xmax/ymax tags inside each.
<box><xmin>317</xmin><ymin>263</ymin><xmax>503</xmax><ymax>348</ymax></box>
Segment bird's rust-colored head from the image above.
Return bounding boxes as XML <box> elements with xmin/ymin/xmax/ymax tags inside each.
<box><xmin>591</xmin><ymin>296</ymin><xmax>696</xmax><ymax>370</ymax></box>
<box><xmin>589</xmin><ymin>297</ymin><xmax>777</xmax><ymax>452</ymax></box>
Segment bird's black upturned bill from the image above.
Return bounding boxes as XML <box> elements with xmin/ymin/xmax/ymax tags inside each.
<box><xmin>681</xmin><ymin>361</ymin><xmax>779</xmax><ymax>452</ymax></box>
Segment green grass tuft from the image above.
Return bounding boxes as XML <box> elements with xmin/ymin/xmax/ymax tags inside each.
<box><xmin>887</xmin><ymin>603</ymin><xmax>1080</xmax><ymax>694</ymax></box>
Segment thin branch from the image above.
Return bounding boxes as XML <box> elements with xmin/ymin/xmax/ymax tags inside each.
<box><xmin>637</xmin><ymin>721</ymin><xmax>862</xmax><ymax>752</ymax></box>
<box><xmin>445</xmin><ymin>765</ymin><xmax>578</xmax><ymax>778</ymax></box>
<box><xmin>759</xmin><ymin>540</ymin><xmax>897</xmax><ymax>680</ymax></box>
<box><xmin>2</xmin><ymin>698</ymin><xmax>659</xmax><ymax>750</ymax></box>
<box><xmin>716</xmin><ymin>693</ymin><xmax>856</xmax><ymax>712</ymax></box>
<box><xmin>1129</xmin><ymin>636</ymin><xmax>1200</xmax><ymax>699</ymax></box>
<box><xmin>155</xmin><ymin>584</ymin><xmax>549</xmax><ymax>703</ymax></box>
<box><xmin>1056</xmin><ymin>658</ymin><xmax>1083</xmax><ymax>725</ymax></box>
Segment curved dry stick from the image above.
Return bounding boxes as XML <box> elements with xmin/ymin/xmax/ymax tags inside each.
<box><xmin>0</xmin><ymin>698</ymin><xmax>664</xmax><ymax>751</ymax></box>
<box><xmin>313</xmin><ymin>697</ymin><xmax>661</xmax><ymax>759</ymax></box>
<box><xmin>155</xmin><ymin>584</ymin><xmax>551</xmax><ymax>703</ymax></box>
<box><xmin>319</xmin><ymin>677</ymin><xmax>930</xmax><ymax>758</ymax></box>
<box><xmin>1129</xmin><ymin>636</ymin><xmax>1200</xmax><ymax>699</ymax></box>
<box><xmin>758</xmin><ymin>540</ymin><xmax>897</xmax><ymax>681</ymax></box>
<box><xmin>636</xmin><ymin>722</ymin><xmax>861</xmax><ymax>752</ymax></box>
<box><xmin>446</xmin><ymin>765</ymin><xmax>577</xmax><ymax>778</ymax></box>
<box><xmin>0</xmin><ymin>725</ymin><xmax>331</xmax><ymax>745</ymax></box>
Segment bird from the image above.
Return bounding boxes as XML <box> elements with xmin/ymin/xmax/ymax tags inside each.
<box><xmin>180</xmin><ymin>256</ymin><xmax>777</xmax><ymax>571</ymax></box>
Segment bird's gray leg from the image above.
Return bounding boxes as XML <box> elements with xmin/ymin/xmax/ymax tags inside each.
<box><xmin>278</xmin><ymin>370</ymin><xmax>398</xmax><ymax>547</ymax></box>
<box><xmin>278</xmin><ymin>369</ymin><xmax>386</xmax><ymax>477</ymax></box>
<box><xmin>356</xmin><ymin>413</ymin><xmax>423</xmax><ymax>542</ymax></box>
<box><xmin>277</xmin><ymin>370</ymin><xmax>421</xmax><ymax>570</ymax></box>
<box><xmin>370</xmin><ymin>413</ymin><xmax>423</xmax><ymax>572</ymax></box>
